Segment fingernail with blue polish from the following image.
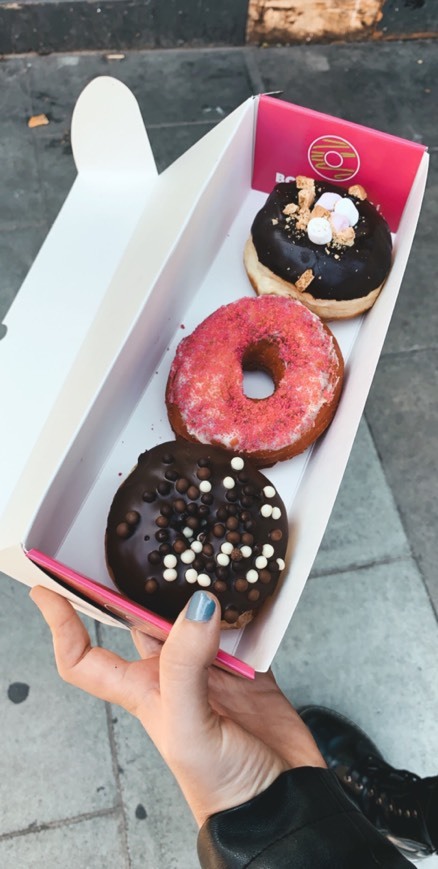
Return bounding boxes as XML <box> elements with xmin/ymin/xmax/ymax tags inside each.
<box><xmin>186</xmin><ymin>591</ymin><xmax>216</xmax><ymax>622</ymax></box>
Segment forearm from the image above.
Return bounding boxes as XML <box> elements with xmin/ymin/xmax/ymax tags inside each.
<box><xmin>198</xmin><ymin>767</ymin><xmax>414</xmax><ymax>868</ymax></box>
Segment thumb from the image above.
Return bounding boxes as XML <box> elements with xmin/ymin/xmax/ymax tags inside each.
<box><xmin>159</xmin><ymin>591</ymin><xmax>221</xmax><ymax>736</ymax></box>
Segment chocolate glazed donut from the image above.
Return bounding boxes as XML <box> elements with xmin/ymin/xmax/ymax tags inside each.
<box><xmin>244</xmin><ymin>176</ymin><xmax>393</xmax><ymax>319</ymax></box>
<box><xmin>105</xmin><ymin>440</ymin><xmax>288</xmax><ymax>628</ymax></box>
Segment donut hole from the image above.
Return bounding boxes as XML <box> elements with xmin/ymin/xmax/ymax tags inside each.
<box><xmin>242</xmin><ymin>340</ymin><xmax>284</xmax><ymax>400</ymax></box>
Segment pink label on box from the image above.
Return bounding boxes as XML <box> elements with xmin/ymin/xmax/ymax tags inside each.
<box><xmin>252</xmin><ymin>95</ymin><xmax>426</xmax><ymax>232</ymax></box>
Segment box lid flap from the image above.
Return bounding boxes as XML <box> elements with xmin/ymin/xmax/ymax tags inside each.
<box><xmin>0</xmin><ymin>77</ymin><xmax>157</xmax><ymax>526</ymax></box>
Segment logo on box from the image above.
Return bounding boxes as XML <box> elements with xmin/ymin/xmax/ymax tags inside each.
<box><xmin>308</xmin><ymin>135</ymin><xmax>360</xmax><ymax>182</ymax></box>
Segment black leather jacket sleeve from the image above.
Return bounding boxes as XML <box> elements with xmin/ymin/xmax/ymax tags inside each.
<box><xmin>197</xmin><ymin>767</ymin><xmax>413</xmax><ymax>868</ymax></box>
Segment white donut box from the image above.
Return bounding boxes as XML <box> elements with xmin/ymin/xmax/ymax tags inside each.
<box><xmin>0</xmin><ymin>77</ymin><xmax>428</xmax><ymax>677</ymax></box>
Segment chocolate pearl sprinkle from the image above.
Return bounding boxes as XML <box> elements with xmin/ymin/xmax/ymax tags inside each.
<box><xmin>224</xmin><ymin>607</ymin><xmax>239</xmax><ymax>624</ymax></box>
<box><xmin>157</xmin><ymin>481</ymin><xmax>172</xmax><ymax>496</ymax></box>
<box><xmin>201</xmin><ymin>493</ymin><xmax>213</xmax><ymax>505</ymax></box>
<box><xmin>235</xmin><ymin>578</ymin><xmax>248</xmax><ymax>592</ymax></box>
<box><xmin>156</xmin><ymin>515</ymin><xmax>168</xmax><ymax>528</ymax></box>
<box><xmin>187</xmin><ymin>502</ymin><xmax>198</xmax><ymax>515</ymax></box>
<box><xmin>226</xmin><ymin>490</ymin><xmax>238</xmax><ymax>503</ymax></box>
<box><xmin>116</xmin><ymin>522</ymin><xmax>131</xmax><ymax>539</ymax></box>
<box><xmin>176</xmin><ymin>478</ymin><xmax>189</xmax><ymax>494</ymax></box>
<box><xmin>197</xmin><ymin>457</ymin><xmax>210</xmax><ymax>467</ymax></box>
<box><xmin>173</xmin><ymin>499</ymin><xmax>186</xmax><ymax>513</ymax></box>
<box><xmin>173</xmin><ymin>538</ymin><xmax>187</xmax><ymax>554</ymax></box>
<box><xmin>155</xmin><ymin>529</ymin><xmax>168</xmax><ymax>542</ymax></box>
<box><xmin>231</xmin><ymin>547</ymin><xmax>243</xmax><ymax>561</ymax></box>
<box><xmin>203</xmin><ymin>543</ymin><xmax>214</xmax><ymax>557</ymax></box>
<box><xmin>259</xmin><ymin>569</ymin><xmax>272</xmax><ymax>584</ymax></box>
<box><xmin>125</xmin><ymin>510</ymin><xmax>140</xmax><ymax>526</ymax></box>
<box><xmin>270</xmin><ymin>528</ymin><xmax>283</xmax><ymax>541</ymax></box>
<box><xmin>161</xmin><ymin>453</ymin><xmax>174</xmax><ymax>464</ymax></box>
<box><xmin>226</xmin><ymin>531</ymin><xmax>241</xmax><ymax>545</ymax></box>
<box><xmin>187</xmin><ymin>485</ymin><xmax>200</xmax><ymax>500</ymax></box>
<box><xmin>241</xmin><ymin>532</ymin><xmax>254</xmax><ymax>546</ymax></box>
<box><xmin>216</xmin><ymin>507</ymin><xmax>228</xmax><ymax>521</ymax></box>
<box><xmin>213</xmin><ymin>580</ymin><xmax>227</xmax><ymax>593</ymax></box>
<box><xmin>196</xmin><ymin>467</ymin><xmax>211</xmax><ymax>480</ymax></box>
<box><xmin>227</xmin><ymin>504</ymin><xmax>239</xmax><ymax>515</ymax></box>
<box><xmin>160</xmin><ymin>503</ymin><xmax>173</xmax><ymax>517</ymax></box>
<box><xmin>142</xmin><ymin>491</ymin><xmax>156</xmax><ymax>502</ymax></box>
<box><xmin>248</xmin><ymin>588</ymin><xmax>260</xmax><ymax>602</ymax></box>
<box><xmin>165</xmin><ymin>469</ymin><xmax>178</xmax><ymax>481</ymax></box>
<box><xmin>145</xmin><ymin>578</ymin><xmax>158</xmax><ymax>593</ymax></box>
<box><xmin>186</xmin><ymin>516</ymin><xmax>199</xmax><ymax>530</ymax></box>
<box><xmin>148</xmin><ymin>550</ymin><xmax>162</xmax><ymax>565</ymax></box>
<box><xmin>226</xmin><ymin>516</ymin><xmax>239</xmax><ymax>531</ymax></box>
<box><xmin>213</xmin><ymin>523</ymin><xmax>225</xmax><ymax>538</ymax></box>
<box><xmin>159</xmin><ymin>543</ymin><xmax>171</xmax><ymax>555</ymax></box>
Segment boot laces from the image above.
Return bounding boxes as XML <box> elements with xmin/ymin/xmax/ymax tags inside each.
<box><xmin>342</xmin><ymin>755</ymin><xmax>420</xmax><ymax>819</ymax></box>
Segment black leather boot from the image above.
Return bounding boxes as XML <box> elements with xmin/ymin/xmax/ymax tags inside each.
<box><xmin>299</xmin><ymin>705</ymin><xmax>438</xmax><ymax>860</ymax></box>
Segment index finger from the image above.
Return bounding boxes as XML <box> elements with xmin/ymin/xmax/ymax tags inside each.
<box><xmin>30</xmin><ymin>586</ymin><xmax>140</xmax><ymax>707</ymax></box>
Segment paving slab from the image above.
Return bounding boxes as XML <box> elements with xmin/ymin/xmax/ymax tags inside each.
<box><xmin>26</xmin><ymin>49</ymin><xmax>254</xmax><ymax>130</ymax></box>
<box><xmin>0</xmin><ymin>575</ymin><xmax>119</xmax><ymax>832</ymax></box>
<box><xmin>312</xmin><ymin>418</ymin><xmax>410</xmax><ymax>576</ymax></box>
<box><xmin>274</xmin><ymin>557</ymin><xmax>438</xmax><ymax>777</ymax></box>
<box><xmin>381</xmin><ymin>151</ymin><xmax>437</xmax><ymax>355</ymax></box>
<box><xmin>98</xmin><ymin>624</ymin><xmax>199</xmax><ymax>869</ymax></box>
<box><xmin>365</xmin><ymin>348</ymin><xmax>438</xmax><ymax>613</ymax></box>
<box><xmin>252</xmin><ymin>41</ymin><xmax>436</xmax><ymax>145</ymax></box>
<box><xmin>0</xmin><ymin>811</ymin><xmax>127</xmax><ymax>869</ymax></box>
<box><xmin>0</xmin><ymin>223</ymin><xmax>48</xmax><ymax>320</ymax></box>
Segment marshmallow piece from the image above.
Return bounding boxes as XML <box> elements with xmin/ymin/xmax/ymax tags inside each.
<box><xmin>334</xmin><ymin>197</ymin><xmax>359</xmax><ymax>226</ymax></box>
<box><xmin>315</xmin><ymin>192</ymin><xmax>342</xmax><ymax>211</ymax></box>
<box><xmin>307</xmin><ymin>217</ymin><xmax>332</xmax><ymax>245</ymax></box>
<box><xmin>330</xmin><ymin>212</ymin><xmax>350</xmax><ymax>232</ymax></box>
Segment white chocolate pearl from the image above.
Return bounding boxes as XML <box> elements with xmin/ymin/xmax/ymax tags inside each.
<box><xmin>334</xmin><ymin>197</ymin><xmax>359</xmax><ymax>226</ymax></box>
<box><xmin>183</xmin><ymin>526</ymin><xmax>194</xmax><ymax>537</ymax></box>
<box><xmin>261</xmin><ymin>504</ymin><xmax>273</xmax><ymax>518</ymax></box>
<box><xmin>221</xmin><ymin>542</ymin><xmax>234</xmax><ymax>555</ymax></box>
<box><xmin>181</xmin><ymin>549</ymin><xmax>195</xmax><ymax>564</ymax></box>
<box><xmin>231</xmin><ymin>456</ymin><xmax>244</xmax><ymax>470</ymax></box>
<box><xmin>263</xmin><ymin>485</ymin><xmax>276</xmax><ymax>498</ymax></box>
<box><xmin>197</xmin><ymin>574</ymin><xmax>211</xmax><ymax>587</ymax></box>
<box><xmin>277</xmin><ymin>558</ymin><xmax>286</xmax><ymax>570</ymax></box>
<box><xmin>199</xmin><ymin>480</ymin><xmax>212</xmax><ymax>493</ymax></box>
<box><xmin>315</xmin><ymin>192</ymin><xmax>342</xmax><ymax>210</ymax></box>
<box><xmin>272</xmin><ymin>506</ymin><xmax>282</xmax><ymax>520</ymax></box>
<box><xmin>263</xmin><ymin>544</ymin><xmax>274</xmax><ymax>558</ymax></box>
<box><xmin>240</xmin><ymin>545</ymin><xmax>252</xmax><ymax>558</ymax></box>
<box><xmin>307</xmin><ymin>217</ymin><xmax>332</xmax><ymax>245</ymax></box>
<box><xmin>163</xmin><ymin>554</ymin><xmax>177</xmax><ymax>568</ymax></box>
<box><xmin>185</xmin><ymin>568</ymin><xmax>198</xmax><ymax>583</ymax></box>
<box><xmin>255</xmin><ymin>556</ymin><xmax>268</xmax><ymax>569</ymax></box>
<box><xmin>217</xmin><ymin>553</ymin><xmax>230</xmax><ymax>566</ymax></box>
<box><xmin>246</xmin><ymin>569</ymin><xmax>259</xmax><ymax>583</ymax></box>
<box><xmin>163</xmin><ymin>568</ymin><xmax>177</xmax><ymax>582</ymax></box>
<box><xmin>191</xmin><ymin>540</ymin><xmax>203</xmax><ymax>553</ymax></box>
<box><xmin>223</xmin><ymin>476</ymin><xmax>235</xmax><ymax>489</ymax></box>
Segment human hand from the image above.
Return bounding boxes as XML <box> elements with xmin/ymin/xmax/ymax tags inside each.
<box><xmin>30</xmin><ymin>586</ymin><xmax>324</xmax><ymax>826</ymax></box>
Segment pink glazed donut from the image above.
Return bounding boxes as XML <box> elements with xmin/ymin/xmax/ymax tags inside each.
<box><xmin>166</xmin><ymin>296</ymin><xmax>344</xmax><ymax>467</ymax></box>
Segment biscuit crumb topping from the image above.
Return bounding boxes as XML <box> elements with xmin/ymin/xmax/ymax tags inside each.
<box><xmin>348</xmin><ymin>184</ymin><xmax>367</xmax><ymax>200</ymax></box>
<box><xmin>281</xmin><ymin>176</ymin><xmax>364</xmax><ymax>250</ymax></box>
